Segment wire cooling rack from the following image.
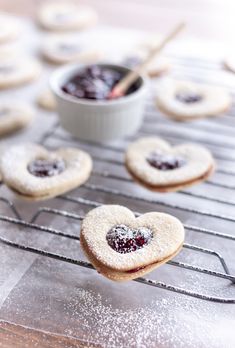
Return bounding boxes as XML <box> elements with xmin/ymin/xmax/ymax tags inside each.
<box><xmin>0</xmin><ymin>55</ymin><xmax>235</xmax><ymax>304</ymax></box>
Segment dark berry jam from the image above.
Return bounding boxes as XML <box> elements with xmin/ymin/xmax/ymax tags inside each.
<box><xmin>28</xmin><ymin>158</ymin><xmax>65</xmax><ymax>178</ymax></box>
<box><xmin>106</xmin><ymin>224</ymin><xmax>153</xmax><ymax>254</ymax></box>
<box><xmin>176</xmin><ymin>92</ymin><xmax>203</xmax><ymax>104</ymax></box>
<box><xmin>122</xmin><ymin>56</ymin><xmax>142</xmax><ymax>68</ymax></box>
<box><xmin>61</xmin><ymin>65</ymin><xmax>140</xmax><ymax>100</ymax></box>
<box><xmin>147</xmin><ymin>151</ymin><xmax>186</xmax><ymax>171</ymax></box>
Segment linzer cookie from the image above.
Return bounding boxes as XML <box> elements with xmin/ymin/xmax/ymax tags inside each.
<box><xmin>80</xmin><ymin>205</ymin><xmax>185</xmax><ymax>281</ymax></box>
<box><xmin>1</xmin><ymin>143</ymin><xmax>92</xmax><ymax>200</ymax></box>
<box><xmin>125</xmin><ymin>137</ymin><xmax>215</xmax><ymax>192</ymax></box>
<box><xmin>0</xmin><ymin>57</ymin><xmax>41</xmax><ymax>89</ymax></box>
<box><xmin>37</xmin><ymin>2</ymin><xmax>98</xmax><ymax>31</ymax></box>
<box><xmin>156</xmin><ymin>79</ymin><xmax>231</xmax><ymax>121</ymax></box>
<box><xmin>41</xmin><ymin>35</ymin><xmax>101</xmax><ymax>64</ymax></box>
<box><xmin>0</xmin><ymin>102</ymin><xmax>34</xmax><ymax>136</ymax></box>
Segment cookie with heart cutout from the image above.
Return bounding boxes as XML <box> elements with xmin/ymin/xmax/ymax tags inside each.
<box><xmin>37</xmin><ymin>89</ymin><xmax>57</xmax><ymax>111</ymax></box>
<box><xmin>0</xmin><ymin>57</ymin><xmax>41</xmax><ymax>89</ymax></box>
<box><xmin>0</xmin><ymin>143</ymin><xmax>92</xmax><ymax>201</ymax></box>
<box><xmin>0</xmin><ymin>102</ymin><xmax>34</xmax><ymax>136</ymax></box>
<box><xmin>80</xmin><ymin>205</ymin><xmax>184</xmax><ymax>281</ymax></box>
<box><xmin>37</xmin><ymin>1</ymin><xmax>98</xmax><ymax>31</ymax></box>
<box><xmin>156</xmin><ymin>79</ymin><xmax>231</xmax><ymax>121</ymax></box>
<box><xmin>121</xmin><ymin>50</ymin><xmax>170</xmax><ymax>77</ymax></box>
<box><xmin>41</xmin><ymin>35</ymin><xmax>102</xmax><ymax>65</ymax></box>
<box><xmin>125</xmin><ymin>137</ymin><xmax>215</xmax><ymax>192</ymax></box>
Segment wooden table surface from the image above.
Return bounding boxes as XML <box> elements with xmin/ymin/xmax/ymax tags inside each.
<box><xmin>0</xmin><ymin>1</ymin><xmax>234</xmax><ymax>347</ymax></box>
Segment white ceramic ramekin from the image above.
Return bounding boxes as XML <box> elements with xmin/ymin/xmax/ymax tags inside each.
<box><xmin>50</xmin><ymin>63</ymin><xmax>147</xmax><ymax>142</ymax></box>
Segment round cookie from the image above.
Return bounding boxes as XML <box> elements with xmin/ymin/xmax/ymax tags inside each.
<box><xmin>37</xmin><ymin>2</ymin><xmax>98</xmax><ymax>31</ymax></box>
<box><xmin>121</xmin><ymin>51</ymin><xmax>170</xmax><ymax>77</ymax></box>
<box><xmin>156</xmin><ymin>79</ymin><xmax>231</xmax><ymax>121</ymax></box>
<box><xmin>0</xmin><ymin>102</ymin><xmax>34</xmax><ymax>136</ymax></box>
<box><xmin>1</xmin><ymin>143</ymin><xmax>92</xmax><ymax>200</ymax></box>
<box><xmin>125</xmin><ymin>137</ymin><xmax>215</xmax><ymax>192</ymax></box>
<box><xmin>80</xmin><ymin>205</ymin><xmax>185</xmax><ymax>281</ymax></box>
<box><xmin>0</xmin><ymin>57</ymin><xmax>41</xmax><ymax>89</ymax></box>
<box><xmin>0</xmin><ymin>13</ymin><xmax>20</xmax><ymax>43</ymax></box>
<box><xmin>41</xmin><ymin>35</ymin><xmax>102</xmax><ymax>64</ymax></box>
<box><xmin>37</xmin><ymin>89</ymin><xmax>57</xmax><ymax>111</ymax></box>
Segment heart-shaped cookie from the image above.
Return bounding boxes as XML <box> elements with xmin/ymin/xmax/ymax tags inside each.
<box><xmin>80</xmin><ymin>205</ymin><xmax>184</xmax><ymax>281</ymax></box>
<box><xmin>156</xmin><ymin>79</ymin><xmax>231</xmax><ymax>121</ymax></box>
<box><xmin>0</xmin><ymin>143</ymin><xmax>92</xmax><ymax>200</ymax></box>
<box><xmin>125</xmin><ymin>137</ymin><xmax>215</xmax><ymax>192</ymax></box>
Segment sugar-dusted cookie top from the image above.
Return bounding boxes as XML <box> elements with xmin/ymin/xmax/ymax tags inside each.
<box><xmin>156</xmin><ymin>79</ymin><xmax>231</xmax><ymax>120</ymax></box>
<box><xmin>81</xmin><ymin>204</ymin><xmax>184</xmax><ymax>271</ymax></box>
<box><xmin>125</xmin><ymin>137</ymin><xmax>215</xmax><ymax>189</ymax></box>
<box><xmin>1</xmin><ymin>143</ymin><xmax>92</xmax><ymax>200</ymax></box>
<box><xmin>37</xmin><ymin>2</ymin><xmax>98</xmax><ymax>31</ymax></box>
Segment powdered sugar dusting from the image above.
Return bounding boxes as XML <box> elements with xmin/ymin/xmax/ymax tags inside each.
<box><xmin>62</xmin><ymin>287</ymin><xmax>233</xmax><ymax>348</ymax></box>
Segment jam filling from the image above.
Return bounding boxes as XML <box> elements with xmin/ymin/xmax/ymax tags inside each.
<box><xmin>106</xmin><ymin>224</ymin><xmax>153</xmax><ymax>254</ymax></box>
<box><xmin>27</xmin><ymin>158</ymin><xmax>65</xmax><ymax>178</ymax></box>
<box><xmin>147</xmin><ymin>151</ymin><xmax>186</xmax><ymax>171</ymax></box>
<box><xmin>61</xmin><ymin>65</ymin><xmax>140</xmax><ymax>100</ymax></box>
<box><xmin>176</xmin><ymin>92</ymin><xmax>203</xmax><ymax>104</ymax></box>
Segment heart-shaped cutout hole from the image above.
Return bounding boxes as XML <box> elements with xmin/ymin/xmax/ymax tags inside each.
<box><xmin>106</xmin><ymin>224</ymin><xmax>153</xmax><ymax>254</ymax></box>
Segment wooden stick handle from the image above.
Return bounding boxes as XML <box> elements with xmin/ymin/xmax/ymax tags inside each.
<box><xmin>112</xmin><ymin>22</ymin><xmax>185</xmax><ymax>97</ymax></box>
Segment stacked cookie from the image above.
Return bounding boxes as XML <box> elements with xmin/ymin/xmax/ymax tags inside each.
<box><xmin>125</xmin><ymin>136</ymin><xmax>215</xmax><ymax>192</ymax></box>
<box><xmin>156</xmin><ymin>79</ymin><xmax>231</xmax><ymax>121</ymax></box>
<box><xmin>0</xmin><ymin>143</ymin><xmax>92</xmax><ymax>200</ymax></box>
<box><xmin>80</xmin><ymin>205</ymin><xmax>185</xmax><ymax>281</ymax></box>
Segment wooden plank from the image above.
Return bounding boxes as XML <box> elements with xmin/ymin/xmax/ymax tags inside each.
<box><xmin>0</xmin><ymin>321</ymin><xmax>101</xmax><ymax>348</ymax></box>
